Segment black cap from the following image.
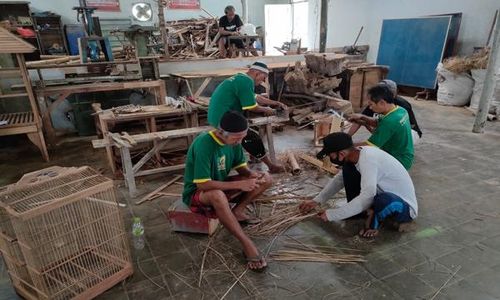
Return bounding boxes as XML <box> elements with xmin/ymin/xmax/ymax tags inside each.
<box><xmin>220</xmin><ymin>111</ymin><xmax>248</xmax><ymax>133</ymax></box>
<box><xmin>316</xmin><ymin>132</ymin><xmax>353</xmax><ymax>159</ymax></box>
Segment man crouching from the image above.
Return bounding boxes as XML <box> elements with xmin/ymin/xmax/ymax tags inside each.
<box><xmin>300</xmin><ymin>132</ymin><xmax>418</xmax><ymax>237</ymax></box>
<box><xmin>182</xmin><ymin>111</ymin><xmax>272</xmax><ymax>270</ymax></box>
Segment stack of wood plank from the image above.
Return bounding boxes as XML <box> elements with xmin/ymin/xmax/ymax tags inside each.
<box><xmin>166</xmin><ymin>18</ymin><xmax>220</xmax><ymax>59</ymax></box>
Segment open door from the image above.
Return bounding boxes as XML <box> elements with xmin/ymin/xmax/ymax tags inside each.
<box><xmin>265</xmin><ymin>4</ymin><xmax>292</xmax><ymax>56</ymax></box>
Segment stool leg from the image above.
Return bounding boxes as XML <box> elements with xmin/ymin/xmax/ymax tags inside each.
<box><xmin>120</xmin><ymin>147</ymin><xmax>137</xmax><ymax>197</ymax></box>
<box><xmin>266</xmin><ymin>123</ymin><xmax>276</xmax><ymax>163</ymax></box>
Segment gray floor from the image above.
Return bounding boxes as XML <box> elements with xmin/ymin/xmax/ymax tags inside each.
<box><xmin>1</xmin><ymin>99</ymin><xmax>500</xmax><ymax>300</ymax></box>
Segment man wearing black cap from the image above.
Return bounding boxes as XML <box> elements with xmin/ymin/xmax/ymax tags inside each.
<box><xmin>182</xmin><ymin>111</ymin><xmax>272</xmax><ymax>270</ymax></box>
<box><xmin>208</xmin><ymin>61</ymin><xmax>288</xmax><ymax>173</ymax></box>
<box><xmin>299</xmin><ymin>132</ymin><xmax>418</xmax><ymax>237</ymax></box>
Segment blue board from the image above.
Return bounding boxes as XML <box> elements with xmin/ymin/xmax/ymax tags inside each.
<box><xmin>376</xmin><ymin>17</ymin><xmax>451</xmax><ymax>89</ymax></box>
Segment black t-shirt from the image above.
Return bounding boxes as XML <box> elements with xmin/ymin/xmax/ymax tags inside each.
<box><xmin>219</xmin><ymin>14</ymin><xmax>243</xmax><ymax>34</ymax></box>
<box><xmin>362</xmin><ymin>96</ymin><xmax>422</xmax><ymax>137</ymax></box>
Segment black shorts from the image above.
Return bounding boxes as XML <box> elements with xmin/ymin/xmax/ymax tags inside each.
<box><xmin>242</xmin><ymin>128</ymin><xmax>266</xmax><ymax>159</ymax></box>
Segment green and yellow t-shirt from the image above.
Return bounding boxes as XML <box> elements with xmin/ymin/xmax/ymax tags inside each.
<box><xmin>182</xmin><ymin>130</ymin><xmax>247</xmax><ymax>206</ymax></box>
<box><xmin>367</xmin><ymin>106</ymin><xmax>414</xmax><ymax>170</ymax></box>
<box><xmin>207</xmin><ymin>73</ymin><xmax>257</xmax><ymax>127</ymax></box>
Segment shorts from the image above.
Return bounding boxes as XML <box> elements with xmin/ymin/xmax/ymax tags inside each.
<box><xmin>189</xmin><ymin>176</ymin><xmax>245</xmax><ymax>218</ymax></box>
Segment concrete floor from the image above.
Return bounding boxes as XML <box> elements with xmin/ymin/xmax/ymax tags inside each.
<box><xmin>1</xmin><ymin>99</ymin><xmax>500</xmax><ymax>299</ymax></box>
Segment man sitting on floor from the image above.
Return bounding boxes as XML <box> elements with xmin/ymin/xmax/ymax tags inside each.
<box><xmin>300</xmin><ymin>132</ymin><xmax>418</xmax><ymax>237</ymax></box>
<box><xmin>348</xmin><ymin>84</ymin><xmax>414</xmax><ymax>170</ymax></box>
<box><xmin>208</xmin><ymin>61</ymin><xmax>288</xmax><ymax>173</ymax></box>
<box><xmin>182</xmin><ymin>111</ymin><xmax>272</xmax><ymax>270</ymax></box>
<box><xmin>348</xmin><ymin>79</ymin><xmax>422</xmax><ymax>145</ymax></box>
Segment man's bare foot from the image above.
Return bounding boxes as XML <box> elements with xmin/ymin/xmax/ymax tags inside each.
<box><xmin>243</xmin><ymin>244</ymin><xmax>267</xmax><ymax>271</ymax></box>
<box><xmin>359</xmin><ymin>228</ymin><xmax>379</xmax><ymax>238</ymax></box>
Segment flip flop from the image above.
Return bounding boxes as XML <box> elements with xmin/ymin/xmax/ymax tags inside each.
<box><xmin>243</xmin><ymin>251</ymin><xmax>268</xmax><ymax>272</ymax></box>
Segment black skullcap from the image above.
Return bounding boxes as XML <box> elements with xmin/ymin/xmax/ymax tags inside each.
<box><xmin>316</xmin><ymin>132</ymin><xmax>353</xmax><ymax>159</ymax></box>
<box><xmin>219</xmin><ymin>111</ymin><xmax>248</xmax><ymax>133</ymax></box>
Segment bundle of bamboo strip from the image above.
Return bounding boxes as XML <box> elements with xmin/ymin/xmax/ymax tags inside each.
<box><xmin>245</xmin><ymin>205</ymin><xmax>316</xmax><ymax>236</ymax></box>
<box><xmin>271</xmin><ymin>249</ymin><xmax>365</xmax><ymax>264</ymax></box>
<box><xmin>271</xmin><ymin>241</ymin><xmax>365</xmax><ymax>264</ymax></box>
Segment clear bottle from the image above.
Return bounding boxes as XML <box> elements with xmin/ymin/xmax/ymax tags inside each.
<box><xmin>132</xmin><ymin>217</ymin><xmax>145</xmax><ymax>250</ymax></box>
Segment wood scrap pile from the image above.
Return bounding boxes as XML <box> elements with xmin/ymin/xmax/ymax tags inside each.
<box><xmin>284</xmin><ymin>61</ymin><xmax>343</xmax><ymax>94</ymax></box>
<box><xmin>166</xmin><ymin>18</ymin><xmax>220</xmax><ymax>59</ymax></box>
<box><xmin>282</xmin><ymin>55</ymin><xmax>353</xmax><ymax>130</ymax></box>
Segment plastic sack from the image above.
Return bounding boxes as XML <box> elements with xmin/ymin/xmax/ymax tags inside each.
<box><xmin>436</xmin><ymin>63</ymin><xmax>474</xmax><ymax>106</ymax></box>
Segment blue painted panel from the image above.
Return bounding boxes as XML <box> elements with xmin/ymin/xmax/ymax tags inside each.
<box><xmin>376</xmin><ymin>17</ymin><xmax>451</xmax><ymax>89</ymax></box>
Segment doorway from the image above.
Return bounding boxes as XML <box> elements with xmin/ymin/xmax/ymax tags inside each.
<box><xmin>264</xmin><ymin>1</ymin><xmax>309</xmax><ymax>56</ymax></box>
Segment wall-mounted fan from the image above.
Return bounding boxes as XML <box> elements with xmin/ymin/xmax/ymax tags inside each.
<box><xmin>132</xmin><ymin>2</ymin><xmax>153</xmax><ymax>22</ymax></box>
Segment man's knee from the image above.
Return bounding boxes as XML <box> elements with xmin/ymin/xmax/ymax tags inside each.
<box><xmin>202</xmin><ymin>190</ymin><xmax>228</xmax><ymax>207</ymax></box>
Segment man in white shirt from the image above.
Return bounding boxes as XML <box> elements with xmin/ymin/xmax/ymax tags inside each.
<box><xmin>300</xmin><ymin>132</ymin><xmax>418</xmax><ymax>237</ymax></box>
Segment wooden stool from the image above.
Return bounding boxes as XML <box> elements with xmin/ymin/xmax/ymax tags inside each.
<box><xmin>167</xmin><ymin>199</ymin><xmax>219</xmax><ymax>235</ymax></box>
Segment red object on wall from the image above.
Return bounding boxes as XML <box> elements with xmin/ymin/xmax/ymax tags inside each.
<box><xmin>168</xmin><ymin>0</ymin><xmax>200</xmax><ymax>9</ymax></box>
<box><xmin>86</xmin><ymin>0</ymin><xmax>121</xmax><ymax>12</ymax></box>
<box><xmin>16</xmin><ymin>27</ymin><xmax>36</xmax><ymax>38</ymax></box>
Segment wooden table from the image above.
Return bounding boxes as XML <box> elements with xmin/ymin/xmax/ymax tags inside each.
<box><xmin>93</xmin><ymin>104</ymin><xmax>199</xmax><ymax>175</ymax></box>
<box><xmin>227</xmin><ymin>35</ymin><xmax>260</xmax><ymax>57</ymax></box>
<box><xmin>169</xmin><ymin>61</ymin><xmax>297</xmax><ymax>103</ymax></box>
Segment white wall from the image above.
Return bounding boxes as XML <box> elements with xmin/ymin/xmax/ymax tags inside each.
<box><xmin>308</xmin><ymin>0</ymin><xmax>499</xmax><ymax>62</ymax></box>
<box><xmin>13</xmin><ymin>0</ymin><xmax>246</xmax><ymax>25</ymax></box>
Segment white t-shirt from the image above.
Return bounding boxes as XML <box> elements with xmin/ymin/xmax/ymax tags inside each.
<box><xmin>314</xmin><ymin>146</ymin><xmax>418</xmax><ymax>222</ymax></box>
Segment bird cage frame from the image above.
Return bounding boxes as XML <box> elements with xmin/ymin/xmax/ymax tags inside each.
<box><xmin>0</xmin><ymin>166</ymin><xmax>133</xmax><ymax>300</ymax></box>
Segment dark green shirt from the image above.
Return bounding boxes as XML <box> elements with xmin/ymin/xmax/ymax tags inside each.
<box><xmin>182</xmin><ymin>131</ymin><xmax>247</xmax><ymax>206</ymax></box>
<box><xmin>367</xmin><ymin>106</ymin><xmax>414</xmax><ymax>169</ymax></box>
<box><xmin>207</xmin><ymin>73</ymin><xmax>257</xmax><ymax>127</ymax></box>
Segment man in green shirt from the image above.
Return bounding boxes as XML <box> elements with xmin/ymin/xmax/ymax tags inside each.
<box><xmin>208</xmin><ymin>62</ymin><xmax>288</xmax><ymax>173</ymax></box>
<box><xmin>340</xmin><ymin>85</ymin><xmax>414</xmax><ymax>204</ymax></box>
<box><xmin>183</xmin><ymin>111</ymin><xmax>272</xmax><ymax>271</ymax></box>
<box><xmin>349</xmin><ymin>85</ymin><xmax>414</xmax><ymax>169</ymax></box>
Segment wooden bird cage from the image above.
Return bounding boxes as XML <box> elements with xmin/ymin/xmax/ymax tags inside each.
<box><xmin>0</xmin><ymin>166</ymin><xmax>133</xmax><ymax>300</ymax></box>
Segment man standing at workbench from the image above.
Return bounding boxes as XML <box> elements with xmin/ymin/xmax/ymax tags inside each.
<box><xmin>183</xmin><ymin>111</ymin><xmax>271</xmax><ymax>270</ymax></box>
<box><xmin>208</xmin><ymin>61</ymin><xmax>288</xmax><ymax>173</ymax></box>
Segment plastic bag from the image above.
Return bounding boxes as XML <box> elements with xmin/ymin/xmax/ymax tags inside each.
<box><xmin>436</xmin><ymin>63</ymin><xmax>474</xmax><ymax>106</ymax></box>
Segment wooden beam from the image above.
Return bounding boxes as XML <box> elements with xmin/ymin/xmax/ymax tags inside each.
<box><xmin>297</xmin><ymin>153</ymin><xmax>338</xmax><ymax>175</ymax></box>
<box><xmin>136</xmin><ymin>175</ymin><xmax>183</xmax><ymax>205</ymax></box>
<box><xmin>319</xmin><ymin>0</ymin><xmax>329</xmax><ymax>53</ymax></box>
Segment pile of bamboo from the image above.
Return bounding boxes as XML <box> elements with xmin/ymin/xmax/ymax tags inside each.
<box><xmin>245</xmin><ymin>204</ymin><xmax>316</xmax><ymax>236</ymax></box>
<box><xmin>166</xmin><ymin>18</ymin><xmax>220</xmax><ymax>59</ymax></box>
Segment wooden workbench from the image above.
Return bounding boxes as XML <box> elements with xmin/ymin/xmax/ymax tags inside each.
<box><xmin>169</xmin><ymin>61</ymin><xmax>300</xmax><ymax>101</ymax></box>
<box><xmin>92</xmin><ymin>115</ymin><xmax>288</xmax><ymax>196</ymax></box>
<box><xmin>93</xmin><ymin>104</ymin><xmax>199</xmax><ymax>175</ymax></box>
<box><xmin>34</xmin><ymin>80</ymin><xmax>167</xmax><ymax>144</ymax></box>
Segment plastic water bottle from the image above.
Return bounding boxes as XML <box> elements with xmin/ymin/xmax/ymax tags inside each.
<box><xmin>132</xmin><ymin>217</ymin><xmax>145</xmax><ymax>250</ymax></box>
